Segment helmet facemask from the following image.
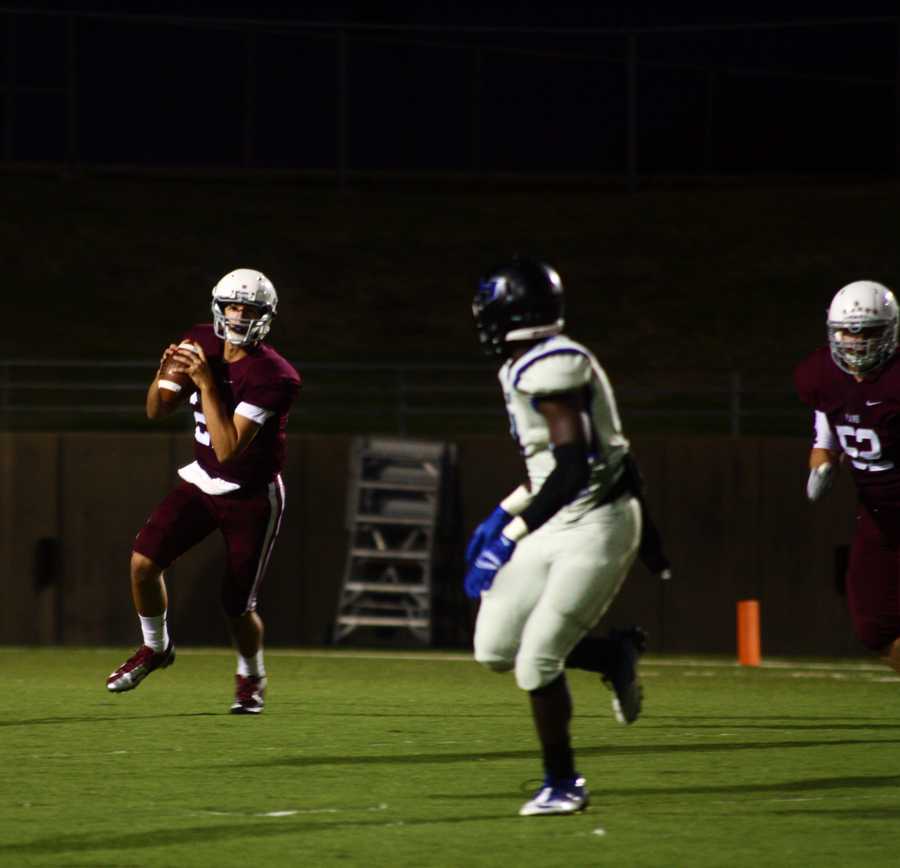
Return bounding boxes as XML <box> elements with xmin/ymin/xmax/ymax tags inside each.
<box><xmin>212</xmin><ymin>301</ymin><xmax>274</xmax><ymax>346</ymax></box>
<box><xmin>828</xmin><ymin>320</ymin><xmax>897</xmax><ymax>375</ymax></box>
<box><xmin>472</xmin><ymin>280</ymin><xmax>510</xmax><ymax>359</ymax></box>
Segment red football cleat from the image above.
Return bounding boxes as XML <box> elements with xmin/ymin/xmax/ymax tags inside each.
<box><xmin>230</xmin><ymin>674</ymin><xmax>267</xmax><ymax>715</ymax></box>
<box><xmin>106</xmin><ymin>642</ymin><xmax>176</xmax><ymax>693</ymax></box>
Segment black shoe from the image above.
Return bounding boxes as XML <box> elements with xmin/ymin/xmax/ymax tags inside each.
<box><xmin>603</xmin><ymin>626</ymin><xmax>646</xmax><ymax>725</ymax></box>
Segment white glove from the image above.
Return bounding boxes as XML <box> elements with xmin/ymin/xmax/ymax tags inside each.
<box><xmin>806</xmin><ymin>462</ymin><xmax>834</xmax><ymax>502</ymax></box>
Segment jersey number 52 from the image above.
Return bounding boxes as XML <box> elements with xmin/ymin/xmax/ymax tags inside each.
<box><xmin>835</xmin><ymin>425</ymin><xmax>894</xmax><ymax>472</ymax></box>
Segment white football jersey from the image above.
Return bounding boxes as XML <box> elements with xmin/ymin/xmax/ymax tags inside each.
<box><xmin>499</xmin><ymin>334</ymin><xmax>630</xmax><ymax>524</ymax></box>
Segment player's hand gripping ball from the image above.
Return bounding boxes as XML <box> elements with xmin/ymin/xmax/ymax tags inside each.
<box><xmin>157</xmin><ymin>341</ymin><xmax>199</xmax><ymax>404</ymax></box>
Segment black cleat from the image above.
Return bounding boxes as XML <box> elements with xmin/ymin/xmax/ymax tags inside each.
<box><xmin>603</xmin><ymin>626</ymin><xmax>646</xmax><ymax>725</ymax></box>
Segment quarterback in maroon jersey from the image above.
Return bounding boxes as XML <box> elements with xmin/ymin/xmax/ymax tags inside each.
<box><xmin>795</xmin><ymin>279</ymin><xmax>900</xmax><ymax>674</ymax></box>
<box><xmin>106</xmin><ymin>268</ymin><xmax>301</xmax><ymax>713</ymax></box>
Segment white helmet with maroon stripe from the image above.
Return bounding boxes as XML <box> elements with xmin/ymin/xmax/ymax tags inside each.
<box><xmin>827</xmin><ymin>280</ymin><xmax>898</xmax><ymax>374</ymax></box>
<box><xmin>211</xmin><ymin>268</ymin><xmax>278</xmax><ymax>346</ymax></box>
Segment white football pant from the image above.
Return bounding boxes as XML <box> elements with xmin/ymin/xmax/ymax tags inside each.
<box><xmin>474</xmin><ymin>495</ymin><xmax>642</xmax><ymax>692</ymax></box>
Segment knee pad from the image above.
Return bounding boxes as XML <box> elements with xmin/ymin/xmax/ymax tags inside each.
<box><xmin>515</xmin><ymin>653</ymin><xmax>564</xmax><ymax>693</ymax></box>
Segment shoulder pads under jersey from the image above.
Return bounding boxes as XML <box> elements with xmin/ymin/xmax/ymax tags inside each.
<box><xmin>511</xmin><ymin>338</ymin><xmax>593</xmax><ymax>396</ymax></box>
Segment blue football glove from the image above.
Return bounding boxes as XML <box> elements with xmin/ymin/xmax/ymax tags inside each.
<box><xmin>464</xmin><ymin>534</ymin><xmax>516</xmax><ymax>598</ymax></box>
<box><xmin>465</xmin><ymin>505</ymin><xmax>510</xmax><ymax>568</ymax></box>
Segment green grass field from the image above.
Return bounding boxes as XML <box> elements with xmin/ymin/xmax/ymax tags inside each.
<box><xmin>2</xmin><ymin>648</ymin><xmax>899</xmax><ymax>868</ymax></box>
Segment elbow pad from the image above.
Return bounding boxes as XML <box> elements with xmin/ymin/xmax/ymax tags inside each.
<box><xmin>806</xmin><ymin>463</ymin><xmax>834</xmax><ymax>502</ymax></box>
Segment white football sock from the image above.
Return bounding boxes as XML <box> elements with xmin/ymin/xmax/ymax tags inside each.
<box><xmin>237</xmin><ymin>651</ymin><xmax>266</xmax><ymax>679</ymax></box>
<box><xmin>139</xmin><ymin>613</ymin><xmax>169</xmax><ymax>653</ymax></box>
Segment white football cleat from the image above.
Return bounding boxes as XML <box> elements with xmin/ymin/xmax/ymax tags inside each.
<box><xmin>519</xmin><ymin>775</ymin><xmax>589</xmax><ymax>816</ymax></box>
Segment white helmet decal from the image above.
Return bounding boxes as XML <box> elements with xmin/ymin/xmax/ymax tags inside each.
<box><xmin>827</xmin><ymin>280</ymin><xmax>898</xmax><ymax>374</ymax></box>
<box><xmin>211</xmin><ymin>268</ymin><xmax>278</xmax><ymax>346</ymax></box>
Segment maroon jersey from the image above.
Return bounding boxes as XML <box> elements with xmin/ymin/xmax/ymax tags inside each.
<box><xmin>181</xmin><ymin>324</ymin><xmax>301</xmax><ymax>489</ymax></box>
<box><xmin>795</xmin><ymin>345</ymin><xmax>900</xmax><ymax>510</ymax></box>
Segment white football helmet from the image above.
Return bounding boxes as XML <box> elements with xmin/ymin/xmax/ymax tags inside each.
<box><xmin>827</xmin><ymin>280</ymin><xmax>898</xmax><ymax>374</ymax></box>
<box><xmin>211</xmin><ymin>268</ymin><xmax>278</xmax><ymax>346</ymax></box>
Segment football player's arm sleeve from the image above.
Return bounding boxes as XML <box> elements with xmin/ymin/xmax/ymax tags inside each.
<box><xmin>462</xmin><ymin>439</ymin><xmax>585</xmax><ymax>596</ymax></box>
<box><xmin>638</xmin><ymin>505</ymin><xmax>672</xmax><ymax>579</ymax></box>
<box><xmin>501</xmin><ymin>358</ymin><xmax>593</xmax><ymax>541</ymax></box>
<box><xmin>500</xmin><ymin>391</ymin><xmax>590</xmax><ymax>541</ymax></box>
<box><xmin>515</xmin><ymin>441</ymin><xmax>590</xmax><ymax>534</ymax></box>
<box><xmin>623</xmin><ymin>454</ymin><xmax>672</xmax><ymax>579</ymax></box>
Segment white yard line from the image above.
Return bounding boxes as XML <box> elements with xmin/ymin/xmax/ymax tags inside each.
<box><xmin>194</xmin><ymin>804</ymin><xmax>388</xmax><ymax>819</ymax></box>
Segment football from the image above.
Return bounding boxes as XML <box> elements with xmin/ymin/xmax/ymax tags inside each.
<box><xmin>158</xmin><ymin>342</ymin><xmax>198</xmax><ymax>402</ymax></box>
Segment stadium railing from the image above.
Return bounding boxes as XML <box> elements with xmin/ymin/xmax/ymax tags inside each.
<box><xmin>0</xmin><ymin>359</ymin><xmax>807</xmax><ymax>437</ymax></box>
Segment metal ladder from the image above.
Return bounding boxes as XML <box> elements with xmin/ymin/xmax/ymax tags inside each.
<box><xmin>333</xmin><ymin>436</ymin><xmax>453</xmax><ymax>645</ymax></box>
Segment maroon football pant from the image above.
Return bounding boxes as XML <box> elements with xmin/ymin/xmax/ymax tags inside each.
<box><xmin>133</xmin><ymin>478</ymin><xmax>286</xmax><ymax>617</ymax></box>
<box><xmin>846</xmin><ymin>505</ymin><xmax>900</xmax><ymax>652</ymax></box>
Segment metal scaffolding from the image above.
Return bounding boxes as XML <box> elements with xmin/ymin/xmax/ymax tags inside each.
<box><xmin>333</xmin><ymin>436</ymin><xmax>455</xmax><ymax>644</ymax></box>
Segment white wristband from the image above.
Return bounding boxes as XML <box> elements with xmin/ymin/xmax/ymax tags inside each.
<box><xmin>502</xmin><ymin>516</ymin><xmax>530</xmax><ymax>542</ymax></box>
<box><xmin>500</xmin><ymin>485</ymin><xmax>533</xmax><ymax>516</ymax></box>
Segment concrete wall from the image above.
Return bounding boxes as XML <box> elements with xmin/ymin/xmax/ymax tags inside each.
<box><xmin>0</xmin><ymin>432</ymin><xmax>860</xmax><ymax>657</ymax></box>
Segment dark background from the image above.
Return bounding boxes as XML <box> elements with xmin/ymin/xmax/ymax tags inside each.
<box><xmin>2</xmin><ymin>3</ymin><xmax>898</xmax><ymax>652</ymax></box>
<box><xmin>5</xmin><ymin>2</ymin><xmax>899</xmax><ymax>172</ymax></box>
<box><xmin>3</xmin><ymin>2</ymin><xmax>900</xmax><ymax>377</ymax></box>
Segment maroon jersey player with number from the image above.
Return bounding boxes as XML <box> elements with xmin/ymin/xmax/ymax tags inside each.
<box><xmin>106</xmin><ymin>268</ymin><xmax>301</xmax><ymax>713</ymax></box>
<box><xmin>795</xmin><ymin>279</ymin><xmax>900</xmax><ymax>674</ymax></box>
